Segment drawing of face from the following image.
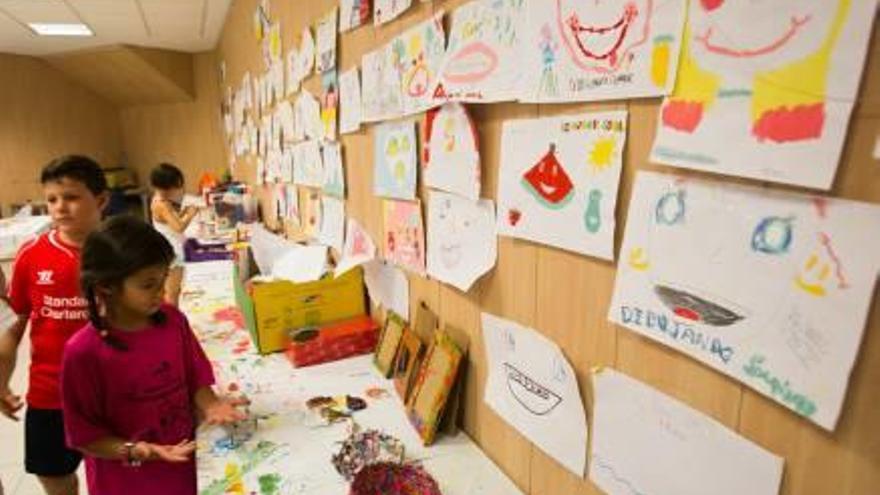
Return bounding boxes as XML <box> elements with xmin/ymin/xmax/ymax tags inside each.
<box><xmin>556</xmin><ymin>0</ymin><xmax>653</xmax><ymax>72</ymax></box>
<box><xmin>434</xmin><ymin>198</ymin><xmax>476</xmax><ymax>269</ymax></box>
<box><xmin>689</xmin><ymin>0</ymin><xmax>840</xmax><ymax>74</ymax></box>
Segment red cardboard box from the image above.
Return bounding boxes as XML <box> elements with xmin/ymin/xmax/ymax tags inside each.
<box><xmin>286</xmin><ymin>315</ymin><xmax>379</xmax><ymax>368</ymax></box>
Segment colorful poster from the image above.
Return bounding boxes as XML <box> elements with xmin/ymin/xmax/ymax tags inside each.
<box><xmin>362</xmin><ymin>45</ymin><xmax>404</xmax><ymax>122</ymax></box>
<box><xmin>322</xmin><ymin>142</ymin><xmax>346</xmax><ymax>198</ymax></box>
<box><xmin>339</xmin><ymin>68</ymin><xmax>363</xmax><ymax>134</ymax></box>
<box><xmin>375</xmin><ymin>0</ymin><xmax>412</xmax><ymax>26</ymax></box>
<box><xmin>390</xmin><ymin>14</ymin><xmax>447</xmax><ymax>115</ymax></box>
<box><xmin>321</xmin><ymin>70</ymin><xmax>339</xmax><ymax>141</ymax></box>
<box><xmin>319</xmin><ymin>196</ymin><xmax>346</xmax><ymax>254</ymax></box>
<box><xmin>481</xmin><ymin>312</ymin><xmax>588</xmax><ymax>477</ymax></box>
<box><xmin>316</xmin><ymin>8</ymin><xmax>338</xmax><ymax>74</ymax></box>
<box><xmin>336</xmin><ymin>219</ymin><xmax>377</xmax><ymax>276</ymax></box>
<box><xmin>651</xmin><ymin>0</ymin><xmax>878</xmax><ymax>190</ymax></box>
<box><xmin>373</xmin><ymin>120</ymin><xmax>418</xmax><ymax>200</ymax></box>
<box><xmin>591</xmin><ymin>369</ymin><xmax>784</xmax><ymax>495</ymax></box>
<box><xmin>609</xmin><ymin>171</ymin><xmax>880</xmax><ymax>430</ymax></box>
<box><xmin>423</xmin><ymin>103</ymin><xmax>481</xmax><ymax>201</ymax></box>
<box><xmin>497</xmin><ymin>111</ymin><xmax>627</xmax><ymax>260</ymax></box>
<box><xmin>519</xmin><ymin>0</ymin><xmax>687</xmax><ymax>103</ymax></box>
<box><xmin>427</xmin><ymin>192</ymin><xmax>496</xmax><ymax>292</ymax></box>
<box><xmin>293</xmin><ymin>140</ymin><xmax>324</xmax><ymax>188</ymax></box>
<box><xmin>432</xmin><ymin>0</ymin><xmax>528</xmax><ymax>103</ymax></box>
<box><xmin>382</xmin><ymin>199</ymin><xmax>425</xmax><ymax>275</ymax></box>
<box><xmin>341</xmin><ymin>0</ymin><xmax>371</xmax><ymax>32</ymax></box>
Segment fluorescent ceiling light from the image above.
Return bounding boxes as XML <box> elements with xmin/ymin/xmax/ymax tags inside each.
<box><xmin>28</xmin><ymin>23</ymin><xmax>94</xmax><ymax>37</ymax></box>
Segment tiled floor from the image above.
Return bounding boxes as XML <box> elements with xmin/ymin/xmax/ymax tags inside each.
<box><xmin>0</xmin><ymin>261</ymin><xmax>87</xmax><ymax>494</ymax></box>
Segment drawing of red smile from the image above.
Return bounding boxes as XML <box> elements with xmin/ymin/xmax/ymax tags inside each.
<box><xmin>696</xmin><ymin>15</ymin><xmax>811</xmax><ymax>57</ymax></box>
<box><xmin>561</xmin><ymin>1</ymin><xmax>640</xmax><ymax>67</ymax></box>
<box><xmin>443</xmin><ymin>42</ymin><xmax>499</xmax><ymax>84</ymax></box>
<box><xmin>521</xmin><ymin>144</ymin><xmax>574</xmax><ymax>209</ymax></box>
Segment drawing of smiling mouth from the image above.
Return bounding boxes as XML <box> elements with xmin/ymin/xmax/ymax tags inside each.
<box><xmin>565</xmin><ymin>3</ymin><xmax>638</xmax><ymax>65</ymax></box>
<box><xmin>504</xmin><ymin>362</ymin><xmax>562</xmax><ymax>416</ymax></box>
<box><xmin>654</xmin><ymin>284</ymin><xmax>744</xmax><ymax>326</ymax></box>
<box><xmin>440</xmin><ymin>242</ymin><xmax>462</xmax><ymax>268</ymax></box>
<box><xmin>443</xmin><ymin>42</ymin><xmax>499</xmax><ymax>84</ymax></box>
<box><xmin>696</xmin><ymin>15</ymin><xmax>811</xmax><ymax>58</ymax></box>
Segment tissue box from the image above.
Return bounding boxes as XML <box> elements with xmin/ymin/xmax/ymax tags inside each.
<box><xmin>286</xmin><ymin>315</ymin><xmax>379</xmax><ymax>367</ymax></box>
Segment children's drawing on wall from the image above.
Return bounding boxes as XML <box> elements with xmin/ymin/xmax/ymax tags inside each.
<box><xmin>284</xmin><ymin>184</ymin><xmax>299</xmax><ymax>224</ymax></box>
<box><xmin>374</xmin><ymin>0</ymin><xmax>412</xmax><ymax>26</ymax></box>
<box><xmin>520</xmin><ymin>0</ymin><xmax>687</xmax><ymax>103</ymax></box>
<box><xmin>339</xmin><ymin>68</ymin><xmax>363</xmax><ymax>134</ymax></box>
<box><xmin>383</xmin><ymin>199</ymin><xmax>426</xmax><ymax>275</ymax></box>
<box><xmin>426</xmin><ymin>191</ymin><xmax>496</xmax><ymax>292</ymax></box>
<box><xmin>294</xmin><ymin>90</ymin><xmax>322</xmax><ymax>142</ymax></box>
<box><xmin>321</xmin><ymin>70</ymin><xmax>339</xmax><ymax>141</ymax></box>
<box><xmin>300</xmin><ymin>188</ymin><xmax>322</xmax><ymax>240</ymax></box>
<box><xmin>423</xmin><ymin>103</ymin><xmax>481</xmax><ymax>201</ymax></box>
<box><xmin>298</xmin><ymin>27</ymin><xmax>316</xmax><ymax>78</ymax></box>
<box><xmin>341</xmin><ymin>0</ymin><xmax>371</xmax><ymax>32</ymax></box>
<box><xmin>316</xmin><ymin>8</ymin><xmax>338</xmax><ymax>74</ymax></box>
<box><xmin>591</xmin><ymin>368</ymin><xmax>784</xmax><ymax>495</ymax></box>
<box><xmin>497</xmin><ymin>111</ymin><xmax>627</xmax><ymax>260</ymax></box>
<box><xmin>293</xmin><ymin>140</ymin><xmax>324</xmax><ymax>188</ymax></box>
<box><xmin>285</xmin><ymin>46</ymin><xmax>301</xmax><ymax>95</ymax></box>
<box><xmin>432</xmin><ymin>0</ymin><xmax>527</xmax><ymax>103</ymax></box>
<box><xmin>322</xmin><ymin>142</ymin><xmax>346</xmax><ymax>198</ymax></box>
<box><xmin>651</xmin><ymin>0</ymin><xmax>878</xmax><ymax>190</ymax></box>
<box><xmin>319</xmin><ymin>196</ymin><xmax>346</xmax><ymax>254</ymax></box>
<box><xmin>390</xmin><ymin>14</ymin><xmax>447</xmax><ymax>115</ymax></box>
<box><xmin>481</xmin><ymin>313</ymin><xmax>588</xmax><ymax>477</ymax></box>
<box><xmin>361</xmin><ymin>45</ymin><xmax>404</xmax><ymax>122</ymax></box>
<box><xmin>336</xmin><ymin>219</ymin><xmax>377</xmax><ymax>276</ymax></box>
<box><xmin>373</xmin><ymin>120</ymin><xmax>418</xmax><ymax>200</ymax></box>
<box><xmin>609</xmin><ymin>171</ymin><xmax>880</xmax><ymax>430</ymax></box>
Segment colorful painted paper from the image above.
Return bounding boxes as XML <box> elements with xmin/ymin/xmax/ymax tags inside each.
<box><xmin>423</xmin><ymin>103</ymin><xmax>481</xmax><ymax>200</ymax></box>
<box><xmin>407</xmin><ymin>329</ymin><xmax>463</xmax><ymax>445</ymax></box>
<box><xmin>362</xmin><ymin>45</ymin><xmax>404</xmax><ymax>122</ymax></box>
<box><xmin>609</xmin><ymin>171</ymin><xmax>880</xmax><ymax>430</ymax></box>
<box><xmin>481</xmin><ymin>312</ymin><xmax>588</xmax><ymax>476</ymax></box>
<box><xmin>519</xmin><ymin>0</ymin><xmax>687</xmax><ymax>103</ymax></box>
<box><xmin>432</xmin><ymin>0</ymin><xmax>528</xmax><ymax>103</ymax></box>
<box><xmin>591</xmin><ymin>368</ymin><xmax>784</xmax><ymax>495</ymax></box>
<box><xmin>375</xmin><ymin>0</ymin><xmax>412</xmax><ymax>26</ymax></box>
<box><xmin>383</xmin><ymin>199</ymin><xmax>426</xmax><ymax>275</ymax></box>
<box><xmin>322</xmin><ymin>142</ymin><xmax>346</xmax><ymax>198</ymax></box>
<box><xmin>293</xmin><ymin>140</ymin><xmax>324</xmax><ymax>188</ymax></box>
<box><xmin>497</xmin><ymin>111</ymin><xmax>627</xmax><ymax>260</ymax></box>
<box><xmin>321</xmin><ymin>70</ymin><xmax>339</xmax><ymax>141</ymax></box>
<box><xmin>316</xmin><ymin>8</ymin><xmax>338</xmax><ymax>74</ymax></box>
<box><xmin>376</xmin><ymin>311</ymin><xmax>408</xmax><ymax>377</ymax></box>
<box><xmin>319</xmin><ymin>196</ymin><xmax>346</xmax><ymax>254</ymax></box>
<box><xmin>427</xmin><ymin>191</ymin><xmax>496</xmax><ymax>292</ymax></box>
<box><xmin>339</xmin><ymin>68</ymin><xmax>363</xmax><ymax>134</ymax></box>
<box><xmin>390</xmin><ymin>14</ymin><xmax>446</xmax><ymax>115</ymax></box>
<box><xmin>341</xmin><ymin>0</ymin><xmax>371</xmax><ymax>32</ymax></box>
<box><xmin>336</xmin><ymin>219</ymin><xmax>377</xmax><ymax>277</ymax></box>
<box><xmin>651</xmin><ymin>0</ymin><xmax>878</xmax><ymax>190</ymax></box>
<box><xmin>374</xmin><ymin>120</ymin><xmax>418</xmax><ymax>200</ymax></box>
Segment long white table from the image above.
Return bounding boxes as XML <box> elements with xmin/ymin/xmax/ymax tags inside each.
<box><xmin>182</xmin><ymin>261</ymin><xmax>523</xmax><ymax>495</ymax></box>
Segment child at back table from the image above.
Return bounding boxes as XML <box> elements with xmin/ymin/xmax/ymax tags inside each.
<box><xmin>149</xmin><ymin>163</ymin><xmax>200</xmax><ymax>306</ymax></box>
<box><xmin>61</xmin><ymin>215</ymin><xmax>247</xmax><ymax>495</ymax></box>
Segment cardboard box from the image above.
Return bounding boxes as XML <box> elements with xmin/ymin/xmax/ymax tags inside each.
<box><xmin>236</xmin><ymin>266</ymin><xmax>367</xmax><ymax>354</ymax></box>
<box><xmin>285</xmin><ymin>315</ymin><xmax>379</xmax><ymax>367</ymax></box>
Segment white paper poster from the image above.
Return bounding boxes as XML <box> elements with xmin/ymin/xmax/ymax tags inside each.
<box><xmin>364</xmin><ymin>259</ymin><xmax>410</xmax><ymax>320</ymax></box>
<box><xmin>651</xmin><ymin>0</ymin><xmax>878</xmax><ymax>190</ymax></box>
<box><xmin>322</xmin><ymin>142</ymin><xmax>346</xmax><ymax>198</ymax></box>
<box><xmin>374</xmin><ymin>0</ymin><xmax>412</xmax><ymax>26</ymax></box>
<box><xmin>339</xmin><ymin>68</ymin><xmax>363</xmax><ymax>134</ymax></box>
<box><xmin>432</xmin><ymin>0</ymin><xmax>528</xmax><ymax>103</ymax></box>
<box><xmin>373</xmin><ymin>120</ymin><xmax>418</xmax><ymax>200</ymax></box>
<box><xmin>361</xmin><ymin>45</ymin><xmax>404</xmax><ymax>122</ymax></box>
<box><xmin>427</xmin><ymin>191</ymin><xmax>496</xmax><ymax>292</ymax></box>
<box><xmin>609</xmin><ymin>171</ymin><xmax>880</xmax><ymax>430</ymax></box>
<box><xmin>497</xmin><ymin>111</ymin><xmax>627</xmax><ymax>260</ymax></box>
<box><xmin>336</xmin><ymin>219</ymin><xmax>377</xmax><ymax>277</ymax></box>
<box><xmin>390</xmin><ymin>14</ymin><xmax>446</xmax><ymax>115</ymax></box>
<box><xmin>423</xmin><ymin>103</ymin><xmax>481</xmax><ymax>200</ymax></box>
<box><xmin>293</xmin><ymin>140</ymin><xmax>324</xmax><ymax>188</ymax></box>
<box><xmin>519</xmin><ymin>0</ymin><xmax>687</xmax><ymax>103</ymax></box>
<box><xmin>591</xmin><ymin>368</ymin><xmax>784</xmax><ymax>495</ymax></box>
<box><xmin>481</xmin><ymin>312</ymin><xmax>588</xmax><ymax>477</ymax></box>
<box><xmin>298</xmin><ymin>27</ymin><xmax>316</xmax><ymax>77</ymax></box>
<box><xmin>294</xmin><ymin>90</ymin><xmax>323</xmax><ymax>142</ymax></box>
<box><xmin>319</xmin><ymin>196</ymin><xmax>346</xmax><ymax>254</ymax></box>
<box><xmin>286</xmin><ymin>47</ymin><xmax>301</xmax><ymax>95</ymax></box>
<box><xmin>316</xmin><ymin>8</ymin><xmax>338</xmax><ymax>74</ymax></box>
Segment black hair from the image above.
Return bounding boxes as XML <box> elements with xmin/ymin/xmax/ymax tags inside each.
<box><xmin>80</xmin><ymin>215</ymin><xmax>175</xmax><ymax>350</ymax></box>
<box><xmin>150</xmin><ymin>163</ymin><xmax>185</xmax><ymax>190</ymax></box>
<box><xmin>40</xmin><ymin>155</ymin><xmax>108</xmax><ymax>195</ymax></box>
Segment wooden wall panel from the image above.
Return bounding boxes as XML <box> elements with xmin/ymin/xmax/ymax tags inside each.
<box><xmin>0</xmin><ymin>54</ymin><xmax>121</xmax><ymax>211</ymax></box>
<box><xmin>125</xmin><ymin>1</ymin><xmax>880</xmax><ymax>494</ymax></box>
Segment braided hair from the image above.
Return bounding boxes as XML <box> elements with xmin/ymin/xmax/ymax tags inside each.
<box><xmin>80</xmin><ymin>215</ymin><xmax>175</xmax><ymax>350</ymax></box>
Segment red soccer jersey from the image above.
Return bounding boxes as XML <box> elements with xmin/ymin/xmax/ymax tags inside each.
<box><xmin>7</xmin><ymin>230</ymin><xmax>89</xmax><ymax>409</ymax></box>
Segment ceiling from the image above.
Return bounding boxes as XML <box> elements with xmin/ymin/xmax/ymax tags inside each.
<box><xmin>0</xmin><ymin>0</ymin><xmax>231</xmax><ymax>56</ymax></box>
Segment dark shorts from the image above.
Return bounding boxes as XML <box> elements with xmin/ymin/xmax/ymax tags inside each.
<box><xmin>25</xmin><ymin>408</ymin><xmax>82</xmax><ymax>477</ymax></box>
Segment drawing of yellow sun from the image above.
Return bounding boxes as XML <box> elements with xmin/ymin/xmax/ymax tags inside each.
<box><xmin>588</xmin><ymin>137</ymin><xmax>617</xmax><ymax>172</ymax></box>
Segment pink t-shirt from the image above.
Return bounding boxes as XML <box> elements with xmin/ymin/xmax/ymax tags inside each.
<box><xmin>61</xmin><ymin>304</ymin><xmax>215</xmax><ymax>495</ymax></box>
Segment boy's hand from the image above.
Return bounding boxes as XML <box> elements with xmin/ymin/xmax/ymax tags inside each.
<box><xmin>134</xmin><ymin>440</ymin><xmax>196</xmax><ymax>463</ymax></box>
<box><xmin>203</xmin><ymin>396</ymin><xmax>249</xmax><ymax>426</ymax></box>
<box><xmin>0</xmin><ymin>386</ymin><xmax>23</xmax><ymax>421</ymax></box>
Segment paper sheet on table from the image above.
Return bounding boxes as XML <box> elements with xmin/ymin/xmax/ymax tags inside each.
<box><xmin>319</xmin><ymin>196</ymin><xmax>345</xmax><ymax>255</ymax></box>
<box><xmin>591</xmin><ymin>368</ymin><xmax>784</xmax><ymax>495</ymax></box>
<box><xmin>424</xmin><ymin>103</ymin><xmax>480</xmax><ymax>200</ymax></box>
<box><xmin>250</xmin><ymin>223</ymin><xmax>300</xmax><ymax>276</ymax></box>
<box><xmin>373</xmin><ymin>120</ymin><xmax>418</xmax><ymax>200</ymax></box>
<box><xmin>481</xmin><ymin>312</ymin><xmax>588</xmax><ymax>476</ymax></box>
<box><xmin>272</xmin><ymin>244</ymin><xmax>329</xmax><ymax>283</ymax></box>
<box><xmin>339</xmin><ymin>68</ymin><xmax>363</xmax><ymax>134</ymax></box>
<box><xmin>321</xmin><ymin>142</ymin><xmax>345</xmax><ymax>198</ymax></box>
<box><xmin>363</xmin><ymin>259</ymin><xmax>410</xmax><ymax>320</ymax></box>
<box><xmin>335</xmin><ymin>219</ymin><xmax>377</xmax><ymax>277</ymax></box>
<box><xmin>427</xmin><ymin>191</ymin><xmax>496</xmax><ymax>292</ymax></box>
<box><xmin>608</xmin><ymin>171</ymin><xmax>880</xmax><ymax>430</ymax></box>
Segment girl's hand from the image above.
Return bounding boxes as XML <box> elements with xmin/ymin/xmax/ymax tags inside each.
<box><xmin>134</xmin><ymin>440</ymin><xmax>196</xmax><ymax>463</ymax></box>
<box><xmin>0</xmin><ymin>386</ymin><xmax>23</xmax><ymax>421</ymax></box>
<box><xmin>204</xmin><ymin>396</ymin><xmax>249</xmax><ymax>426</ymax></box>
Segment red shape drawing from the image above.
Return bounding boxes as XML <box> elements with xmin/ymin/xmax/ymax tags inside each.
<box><xmin>752</xmin><ymin>103</ymin><xmax>825</xmax><ymax>143</ymax></box>
<box><xmin>521</xmin><ymin>144</ymin><xmax>575</xmax><ymax>208</ymax></box>
<box><xmin>662</xmin><ymin>100</ymin><xmax>705</xmax><ymax>132</ymax></box>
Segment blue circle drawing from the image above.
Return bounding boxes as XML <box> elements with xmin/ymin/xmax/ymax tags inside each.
<box><xmin>655</xmin><ymin>190</ymin><xmax>686</xmax><ymax>225</ymax></box>
<box><xmin>752</xmin><ymin>217</ymin><xmax>793</xmax><ymax>254</ymax></box>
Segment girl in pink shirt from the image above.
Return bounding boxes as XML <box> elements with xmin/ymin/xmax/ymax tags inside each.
<box><xmin>61</xmin><ymin>215</ymin><xmax>247</xmax><ymax>495</ymax></box>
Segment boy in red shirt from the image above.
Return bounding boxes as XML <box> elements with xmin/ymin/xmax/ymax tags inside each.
<box><xmin>0</xmin><ymin>156</ymin><xmax>109</xmax><ymax>495</ymax></box>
